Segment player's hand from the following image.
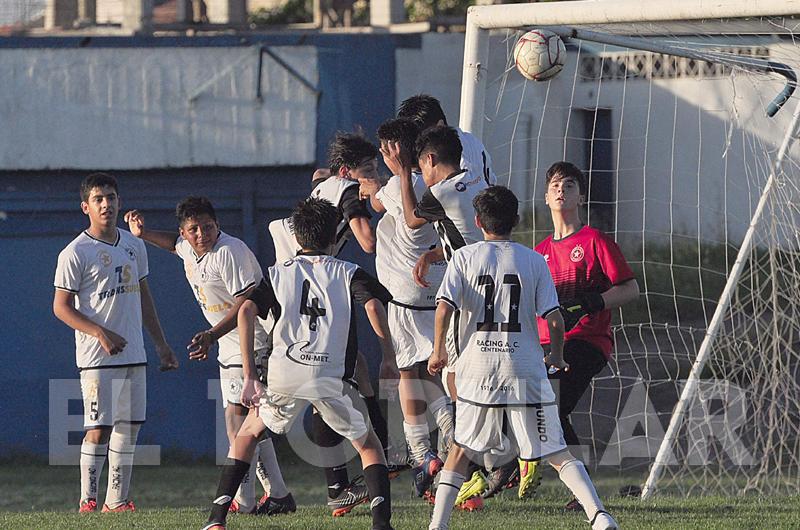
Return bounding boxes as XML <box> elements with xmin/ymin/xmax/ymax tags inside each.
<box><xmin>380</xmin><ymin>140</ymin><xmax>412</xmax><ymax>178</ymax></box>
<box><xmin>123</xmin><ymin>210</ymin><xmax>145</xmax><ymax>238</ymax></box>
<box><xmin>96</xmin><ymin>327</ymin><xmax>127</xmax><ymax>355</ymax></box>
<box><xmin>559</xmin><ymin>292</ymin><xmax>604</xmax><ymax>332</ymax></box>
<box><xmin>241</xmin><ymin>377</ymin><xmax>266</xmax><ymax>408</ymax></box>
<box><xmin>358</xmin><ymin>177</ymin><xmax>381</xmax><ymax>200</ymax></box>
<box><xmin>544</xmin><ymin>354</ymin><xmax>569</xmax><ymax>373</ymax></box>
<box><xmin>187</xmin><ymin>330</ymin><xmax>215</xmax><ymax>361</ymax></box>
<box><xmin>156</xmin><ymin>343</ymin><xmax>179</xmax><ymax>371</ymax></box>
<box><xmin>413</xmin><ymin>252</ymin><xmax>432</xmax><ymax>288</ymax></box>
<box><xmin>427</xmin><ymin>350</ymin><xmax>448</xmax><ymax>375</ymax></box>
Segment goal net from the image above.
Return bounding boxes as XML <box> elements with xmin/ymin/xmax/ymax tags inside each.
<box><xmin>461</xmin><ymin>0</ymin><xmax>800</xmax><ymax>497</ymax></box>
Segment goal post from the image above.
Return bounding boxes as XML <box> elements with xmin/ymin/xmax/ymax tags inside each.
<box><xmin>459</xmin><ymin>0</ymin><xmax>800</xmax><ymax>498</ymax></box>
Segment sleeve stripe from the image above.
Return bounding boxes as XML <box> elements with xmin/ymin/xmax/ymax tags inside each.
<box><xmin>233</xmin><ymin>281</ymin><xmax>257</xmax><ymax>298</ymax></box>
<box><xmin>436</xmin><ymin>296</ymin><xmax>458</xmax><ymax>310</ymax></box>
<box><xmin>138</xmin><ymin>274</ymin><xmax>149</xmax><ymax>282</ymax></box>
<box><xmin>55</xmin><ymin>285</ymin><xmax>79</xmax><ymax>293</ymax></box>
<box><xmin>541</xmin><ymin>306</ymin><xmax>560</xmax><ymax>319</ymax></box>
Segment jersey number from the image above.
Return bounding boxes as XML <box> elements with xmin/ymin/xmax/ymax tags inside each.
<box><xmin>115</xmin><ymin>265</ymin><xmax>131</xmax><ymax>284</ymax></box>
<box><xmin>300</xmin><ymin>280</ymin><xmax>326</xmax><ymax>332</ymax></box>
<box><xmin>476</xmin><ymin>274</ymin><xmax>521</xmax><ymax>333</ymax></box>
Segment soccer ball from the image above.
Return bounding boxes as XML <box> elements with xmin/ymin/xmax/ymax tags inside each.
<box><xmin>513</xmin><ymin>29</ymin><xmax>566</xmax><ymax>81</ymax></box>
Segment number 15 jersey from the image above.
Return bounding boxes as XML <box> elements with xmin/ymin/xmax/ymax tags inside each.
<box><xmin>437</xmin><ymin>240</ymin><xmax>561</xmax><ymax>406</ymax></box>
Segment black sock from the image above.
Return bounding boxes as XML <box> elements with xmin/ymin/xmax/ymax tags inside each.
<box><xmin>207</xmin><ymin>458</ymin><xmax>250</xmax><ymax>525</ymax></box>
<box><xmin>364</xmin><ymin>396</ymin><xmax>389</xmax><ymax>460</ymax></box>
<box><xmin>363</xmin><ymin>463</ymin><xmax>391</xmax><ymax>529</ymax></box>
<box><xmin>311</xmin><ymin>412</ymin><xmax>349</xmax><ymax>497</ymax></box>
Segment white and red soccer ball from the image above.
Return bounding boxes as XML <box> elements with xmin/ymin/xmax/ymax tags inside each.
<box><xmin>513</xmin><ymin>29</ymin><xmax>566</xmax><ymax>81</ymax></box>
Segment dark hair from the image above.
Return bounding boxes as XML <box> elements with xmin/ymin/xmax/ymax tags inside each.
<box><xmin>80</xmin><ymin>172</ymin><xmax>118</xmax><ymax>201</ymax></box>
<box><xmin>545</xmin><ymin>161</ymin><xmax>587</xmax><ymax>195</ymax></box>
<box><xmin>176</xmin><ymin>196</ymin><xmax>217</xmax><ymax>226</ymax></box>
<box><xmin>327</xmin><ymin>133</ymin><xmax>378</xmax><ymax>174</ymax></box>
<box><xmin>397</xmin><ymin>94</ymin><xmax>447</xmax><ymax>130</ymax></box>
<box><xmin>415</xmin><ymin>125</ymin><xmax>462</xmax><ymax>167</ymax></box>
<box><xmin>292</xmin><ymin>197</ymin><xmax>338</xmax><ymax>251</ymax></box>
<box><xmin>377</xmin><ymin>117</ymin><xmax>420</xmax><ymax>162</ymax></box>
<box><xmin>473</xmin><ymin>186</ymin><xmax>519</xmax><ymax>236</ymax></box>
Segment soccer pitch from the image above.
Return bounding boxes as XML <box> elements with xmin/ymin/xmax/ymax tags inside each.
<box><xmin>2</xmin><ymin>459</ymin><xmax>798</xmax><ymax>529</ymax></box>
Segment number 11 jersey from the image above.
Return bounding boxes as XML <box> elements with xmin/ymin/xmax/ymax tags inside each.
<box><xmin>437</xmin><ymin>240</ymin><xmax>560</xmax><ymax>406</ymax></box>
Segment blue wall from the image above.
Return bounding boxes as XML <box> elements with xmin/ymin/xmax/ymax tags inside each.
<box><xmin>0</xmin><ymin>33</ymin><xmax>404</xmax><ymax>456</ymax></box>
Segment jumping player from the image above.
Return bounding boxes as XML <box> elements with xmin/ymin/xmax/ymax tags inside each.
<box><xmin>201</xmin><ymin>197</ymin><xmax>397</xmax><ymax>530</ymax></box>
<box><xmin>426</xmin><ymin>186</ymin><xmax>619</xmax><ymax>530</ymax></box>
<box><xmin>53</xmin><ymin>173</ymin><xmax>179</xmax><ymax>514</ymax></box>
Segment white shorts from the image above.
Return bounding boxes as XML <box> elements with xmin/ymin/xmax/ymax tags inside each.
<box><xmin>219</xmin><ymin>365</ymin><xmax>244</xmax><ymax>409</ymax></box>
<box><xmin>80</xmin><ymin>365</ymin><xmax>146</xmax><ymax>428</ymax></box>
<box><xmin>389</xmin><ymin>302</ymin><xmax>435</xmax><ymax>370</ymax></box>
<box><xmin>454</xmin><ymin>400</ymin><xmax>566</xmax><ymax>461</ymax></box>
<box><xmin>257</xmin><ymin>390</ymin><xmax>369</xmax><ymax>441</ymax></box>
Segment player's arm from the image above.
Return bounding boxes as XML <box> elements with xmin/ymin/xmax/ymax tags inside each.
<box><xmin>428</xmin><ymin>300</ymin><xmax>453</xmax><ymax>375</ymax></box>
<box><xmin>358</xmin><ymin>177</ymin><xmax>386</xmax><ymax>213</ymax></box>
<box><xmin>349</xmin><ymin>216</ymin><xmax>376</xmax><ymax>254</ymax></box>
<box><xmin>53</xmin><ymin>289</ymin><xmax>127</xmax><ymax>355</ymax></box>
<box><xmin>124</xmin><ymin>210</ymin><xmax>179</xmax><ymax>253</ymax></box>
<box><xmin>381</xmin><ymin>140</ymin><xmax>427</xmax><ymax>229</ymax></box>
<box><xmin>237</xmin><ymin>279</ymin><xmax>275</xmax><ymax>407</ymax></box>
<box><xmin>187</xmin><ymin>284</ymin><xmax>257</xmax><ymax>360</ymax></box>
<box><xmin>139</xmin><ymin>279</ymin><xmax>179</xmax><ymax>371</ymax></box>
<box><xmin>601</xmin><ymin>278</ymin><xmax>640</xmax><ymax>309</ymax></box>
<box><xmin>544</xmin><ymin>309</ymin><xmax>569</xmax><ymax>371</ymax></box>
<box><xmin>363</xmin><ymin>298</ymin><xmax>398</xmax><ymax>381</ymax></box>
<box><xmin>413</xmin><ymin>246</ymin><xmax>445</xmax><ymax>288</ymax></box>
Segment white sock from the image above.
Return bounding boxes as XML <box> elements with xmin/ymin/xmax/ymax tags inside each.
<box><xmin>403</xmin><ymin>421</ymin><xmax>431</xmax><ymax>465</ymax></box>
<box><xmin>429</xmin><ymin>397</ymin><xmax>454</xmax><ymax>448</ymax></box>
<box><xmin>255</xmin><ymin>441</ymin><xmax>271</xmax><ymax>496</ymax></box>
<box><xmin>557</xmin><ymin>459</ymin><xmax>604</xmax><ymax>519</ymax></box>
<box><xmin>428</xmin><ymin>470</ymin><xmax>464</xmax><ymax>530</ymax></box>
<box><xmin>105</xmin><ymin>425</ymin><xmax>139</xmax><ymax>508</ymax></box>
<box><xmin>80</xmin><ymin>441</ymin><xmax>107</xmax><ymax>502</ymax></box>
<box><xmin>233</xmin><ymin>453</ymin><xmax>257</xmax><ymax>511</ymax></box>
<box><xmin>256</xmin><ymin>438</ymin><xmax>288</xmax><ymax>498</ymax></box>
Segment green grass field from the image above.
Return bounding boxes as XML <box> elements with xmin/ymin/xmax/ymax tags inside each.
<box><xmin>1</xmin><ymin>458</ymin><xmax>798</xmax><ymax>529</ymax></box>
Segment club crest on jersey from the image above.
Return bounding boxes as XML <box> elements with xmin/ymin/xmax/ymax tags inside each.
<box><xmin>286</xmin><ymin>341</ymin><xmax>330</xmax><ymax>366</ymax></box>
<box><xmin>228</xmin><ymin>377</ymin><xmax>242</xmax><ymax>397</ymax></box>
<box><xmin>570</xmin><ymin>244</ymin><xmax>584</xmax><ymax>263</ymax></box>
<box><xmin>96</xmin><ymin>250</ymin><xmax>112</xmax><ymax>267</ymax></box>
<box><xmin>123</xmin><ymin>245</ymin><xmax>136</xmax><ymax>261</ymax></box>
<box><xmin>455</xmin><ymin>182</ymin><xmax>467</xmax><ymax>192</ymax></box>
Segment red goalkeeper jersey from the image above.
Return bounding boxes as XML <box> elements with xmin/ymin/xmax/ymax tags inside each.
<box><xmin>535</xmin><ymin>226</ymin><xmax>634</xmax><ymax>358</ymax></box>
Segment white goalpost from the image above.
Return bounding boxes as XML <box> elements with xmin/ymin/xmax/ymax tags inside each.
<box><xmin>459</xmin><ymin>0</ymin><xmax>800</xmax><ymax>498</ymax></box>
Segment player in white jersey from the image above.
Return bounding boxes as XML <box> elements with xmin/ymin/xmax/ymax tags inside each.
<box><xmin>426</xmin><ymin>186</ymin><xmax>618</xmax><ymax>530</ymax></box>
<box><xmin>53</xmin><ymin>173</ymin><xmax>179</xmax><ymax>514</ymax></box>
<box><xmin>359</xmin><ymin>117</ymin><xmax>455</xmax><ymax>498</ymax></box>
<box><xmin>123</xmin><ymin>197</ymin><xmax>293</xmax><ymax>515</ymax></box>
<box><xmin>202</xmin><ymin>197</ymin><xmax>398</xmax><ymax>530</ymax></box>
<box><xmin>397</xmin><ymin>93</ymin><xmax>497</xmax><ymax>187</ymax></box>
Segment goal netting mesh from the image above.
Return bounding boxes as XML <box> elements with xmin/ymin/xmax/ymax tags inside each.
<box><xmin>477</xmin><ymin>16</ymin><xmax>800</xmax><ymax>496</ymax></box>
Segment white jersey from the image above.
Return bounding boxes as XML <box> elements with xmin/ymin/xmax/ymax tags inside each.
<box><xmin>457</xmin><ymin>127</ymin><xmax>497</xmax><ymax>186</ymax></box>
<box><xmin>415</xmin><ymin>168</ymin><xmax>488</xmax><ymax>261</ymax></box>
<box><xmin>54</xmin><ymin>229</ymin><xmax>148</xmax><ymax>369</ymax></box>
<box><xmin>436</xmin><ymin>240</ymin><xmax>561</xmax><ymax>406</ymax></box>
<box><xmin>268</xmin><ymin>176</ymin><xmax>371</xmax><ymax>263</ymax></box>
<box><xmin>375</xmin><ymin>173</ymin><xmax>445</xmax><ymax>307</ymax></box>
<box><xmin>374</xmin><ymin>209</ymin><xmax>395</xmax><ymax>288</ymax></box>
<box><xmin>174</xmin><ymin>231</ymin><xmax>269</xmax><ymax>366</ymax></box>
<box><xmin>250</xmin><ymin>253</ymin><xmax>391</xmax><ymax>400</ymax></box>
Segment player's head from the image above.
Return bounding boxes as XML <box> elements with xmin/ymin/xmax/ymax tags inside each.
<box><xmin>377</xmin><ymin>117</ymin><xmax>421</xmax><ymax>171</ymax></box>
<box><xmin>176</xmin><ymin>196</ymin><xmax>220</xmax><ymax>255</ymax></box>
<box><xmin>292</xmin><ymin>197</ymin><xmax>338</xmax><ymax>252</ymax></box>
<box><xmin>544</xmin><ymin>161</ymin><xmax>586</xmax><ymax>212</ymax></box>
<box><xmin>397</xmin><ymin>94</ymin><xmax>447</xmax><ymax>130</ymax></box>
<box><xmin>415</xmin><ymin>125</ymin><xmax>463</xmax><ymax>186</ymax></box>
<box><xmin>328</xmin><ymin>133</ymin><xmax>379</xmax><ymax>182</ymax></box>
<box><xmin>80</xmin><ymin>172</ymin><xmax>120</xmax><ymax>228</ymax></box>
<box><xmin>473</xmin><ymin>186</ymin><xmax>519</xmax><ymax>237</ymax></box>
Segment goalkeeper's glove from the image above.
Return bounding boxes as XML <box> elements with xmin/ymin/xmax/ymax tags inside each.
<box><xmin>559</xmin><ymin>292</ymin><xmax>605</xmax><ymax>332</ymax></box>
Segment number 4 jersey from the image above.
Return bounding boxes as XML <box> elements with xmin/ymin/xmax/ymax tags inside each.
<box><xmin>248</xmin><ymin>252</ymin><xmax>392</xmax><ymax>400</ymax></box>
<box><xmin>437</xmin><ymin>240</ymin><xmax>561</xmax><ymax>406</ymax></box>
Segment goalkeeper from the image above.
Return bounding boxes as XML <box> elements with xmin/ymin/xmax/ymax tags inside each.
<box><xmin>535</xmin><ymin>161</ymin><xmax>639</xmax><ymax>508</ymax></box>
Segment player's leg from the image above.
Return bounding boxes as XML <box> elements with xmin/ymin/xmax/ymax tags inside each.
<box><xmin>311</xmin><ymin>409</ymin><xmax>366</xmax><ymax>515</ymax></box>
<box><xmin>220</xmin><ymin>367</ymin><xmax>258</xmax><ymax>514</ymax></box>
<box><xmin>355</xmin><ymin>351</ymin><xmax>389</xmax><ymax>458</ymax></box>
<box><xmin>204</xmin><ymin>394</ymin><xmax>295</xmax><ymax>529</ymax></box>
<box><xmin>428</xmin><ymin>445</ymin><xmax>472</xmax><ymax>530</ymax></box>
<box><xmin>103</xmin><ymin>366</ymin><xmax>145</xmax><ymax>512</ymax></box>
<box><xmin>548</xmin><ymin>450</ymin><xmax>618</xmax><ymax>530</ymax></box>
<box><xmin>419</xmin><ymin>366</ymin><xmax>454</xmax><ymax>455</ymax></box>
<box><xmin>79</xmin><ymin>369</ymin><xmax>113</xmax><ymax>512</ymax></box>
<box><xmin>399</xmin><ymin>364</ymin><xmax>442</xmax><ymax>497</ymax></box>
<box><xmin>315</xmin><ymin>395</ymin><xmax>393</xmax><ymax>530</ymax></box>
